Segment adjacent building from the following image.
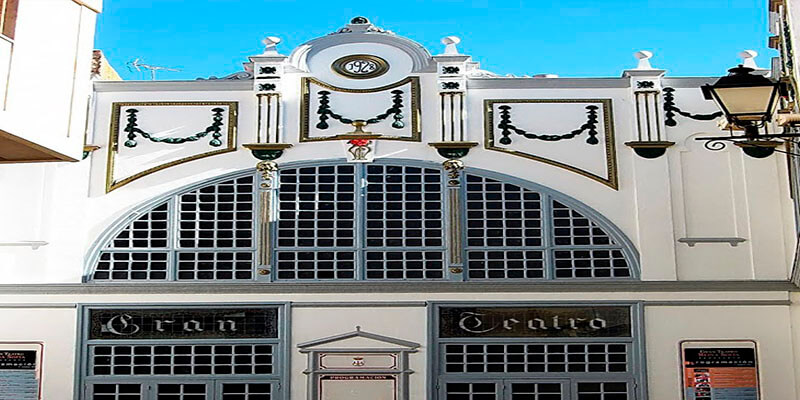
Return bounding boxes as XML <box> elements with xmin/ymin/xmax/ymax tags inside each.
<box><xmin>1</xmin><ymin>8</ymin><xmax>799</xmax><ymax>400</ymax></box>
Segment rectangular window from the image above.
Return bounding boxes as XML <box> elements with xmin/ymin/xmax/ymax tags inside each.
<box><xmin>434</xmin><ymin>304</ymin><xmax>643</xmax><ymax>400</ymax></box>
<box><xmin>1</xmin><ymin>0</ymin><xmax>18</xmax><ymax>39</ymax></box>
<box><xmin>81</xmin><ymin>305</ymin><xmax>285</xmax><ymax>400</ymax></box>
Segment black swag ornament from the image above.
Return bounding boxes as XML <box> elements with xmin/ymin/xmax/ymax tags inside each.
<box><xmin>497</xmin><ymin>105</ymin><xmax>601</xmax><ymax>145</ymax></box>
<box><xmin>315</xmin><ymin>90</ymin><xmax>405</xmax><ymax>130</ymax></box>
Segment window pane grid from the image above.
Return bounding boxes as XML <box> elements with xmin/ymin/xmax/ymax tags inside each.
<box><xmin>553</xmin><ymin>249</ymin><xmax>631</xmax><ymax>279</ymax></box>
<box><xmin>221</xmin><ymin>383</ymin><xmax>272</xmax><ymax>400</ymax></box>
<box><xmin>93</xmin><ymin>252</ymin><xmax>169</xmax><ymax>281</ymax></box>
<box><xmin>510</xmin><ymin>382</ymin><xmax>562</xmax><ymax>400</ymax></box>
<box><xmin>465</xmin><ymin>175</ymin><xmax>542</xmax><ymax>247</ymax></box>
<box><xmin>464</xmin><ymin>174</ymin><xmax>633</xmax><ymax>281</ymax></box>
<box><xmin>177</xmin><ymin>251</ymin><xmax>254</xmax><ymax>280</ymax></box>
<box><xmin>443</xmin><ymin>343</ymin><xmax>629</xmax><ymax>373</ymax></box>
<box><xmin>466</xmin><ymin>250</ymin><xmax>544</xmax><ymax>279</ymax></box>
<box><xmin>365</xmin><ymin>165</ymin><xmax>443</xmax><ymax>247</ymax></box>
<box><xmin>91</xmin><ymin>383</ymin><xmax>141</xmax><ymax>400</ymax></box>
<box><xmin>107</xmin><ymin>203</ymin><xmax>169</xmax><ymax>249</ymax></box>
<box><xmin>577</xmin><ymin>382</ymin><xmax>629</xmax><ymax>400</ymax></box>
<box><xmin>275</xmin><ymin>251</ymin><xmax>355</xmax><ymax>280</ymax></box>
<box><xmin>90</xmin><ymin>344</ymin><xmax>274</xmax><ymax>376</ymax></box>
<box><xmin>178</xmin><ymin>176</ymin><xmax>255</xmax><ymax>249</ymax></box>
<box><xmin>445</xmin><ymin>382</ymin><xmax>497</xmax><ymax>400</ymax></box>
<box><xmin>552</xmin><ymin>201</ymin><xmax>615</xmax><ymax>246</ymax></box>
<box><xmin>365</xmin><ymin>250</ymin><xmax>445</xmax><ymax>279</ymax></box>
<box><xmin>276</xmin><ymin>165</ymin><xmax>356</xmax><ymax>248</ymax></box>
<box><xmin>157</xmin><ymin>383</ymin><xmax>206</xmax><ymax>399</ymax></box>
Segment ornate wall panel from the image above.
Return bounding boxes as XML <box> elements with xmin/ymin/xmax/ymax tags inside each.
<box><xmin>300</xmin><ymin>77</ymin><xmax>421</xmax><ymax>142</ymax></box>
<box><xmin>106</xmin><ymin>101</ymin><xmax>238</xmax><ymax>192</ymax></box>
<box><xmin>483</xmin><ymin>99</ymin><xmax>618</xmax><ymax>189</ymax></box>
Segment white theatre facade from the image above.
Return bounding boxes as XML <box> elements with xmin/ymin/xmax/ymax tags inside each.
<box><xmin>2</xmin><ymin>14</ymin><xmax>800</xmax><ymax>400</ymax></box>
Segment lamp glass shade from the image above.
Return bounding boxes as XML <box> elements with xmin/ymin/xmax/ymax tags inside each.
<box><xmin>710</xmin><ymin>85</ymin><xmax>778</xmax><ymax>120</ymax></box>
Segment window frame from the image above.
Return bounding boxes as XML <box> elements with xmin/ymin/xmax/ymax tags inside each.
<box><xmin>84</xmin><ymin>159</ymin><xmax>640</xmax><ymax>283</ymax></box>
<box><xmin>75</xmin><ymin>303</ymin><xmax>289</xmax><ymax>400</ymax></box>
<box><xmin>428</xmin><ymin>301</ymin><xmax>648</xmax><ymax>400</ymax></box>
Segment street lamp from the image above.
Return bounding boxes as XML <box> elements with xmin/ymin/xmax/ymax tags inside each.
<box><xmin>697</xmin><ymin>65</ymin><xmax>788</xmax><ymax>158</ymax></box>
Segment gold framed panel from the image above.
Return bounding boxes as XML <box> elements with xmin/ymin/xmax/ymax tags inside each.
<box><xmin>105</xmin><ymin>101</ymin><xmax>238</xmax><ymax>193</ymax></box>
<box><xmin>300</xmin><ymin>76</ymin><xmax>421</xmax><ymax>143</ymax></box>
<box><xmin>483</xmin><ymin>98</ymin><xmax>618</xmax><ymax>190</ymax></box>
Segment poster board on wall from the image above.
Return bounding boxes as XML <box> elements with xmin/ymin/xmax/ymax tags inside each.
<box><xmin>681</xmin><ymin>341</ymin><xmax>759</xmax><ymax>400</ymax></box>
<box><xmin>0</xmin><ymin>342</ymin><xmax>42</xmax><ymax>400</ymax></box>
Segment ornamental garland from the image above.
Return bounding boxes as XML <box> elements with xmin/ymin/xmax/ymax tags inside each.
<box><xmin>662</xmin><ymin>87</ymin><xmax>723</xmax><ymax>127</ymax></box>
<box><xmin>315</xmin><ymin>90</ymin><xmax>405</xmax><ymax>130</ymax></box>
<box><xmin>123</xmin><ymin>108</ymin><xmax>226</xmax><ymax>148</ymax></box>
<box><xmin>497</xmin><ymin>105</ymin><xmax>600</xmax><ymax>145</ymax></box>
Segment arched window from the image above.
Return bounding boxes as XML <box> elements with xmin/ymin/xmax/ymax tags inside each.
<box><xmin>86</xmin><ymin>161</ymin><xmax>638</xmax><ymax>282</ymax></box>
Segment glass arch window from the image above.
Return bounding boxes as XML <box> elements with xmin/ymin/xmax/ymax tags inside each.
<box><xmin>87</xmin><ymin>161</ymin><xmax>638</xmax><ymax>282</ymax></box>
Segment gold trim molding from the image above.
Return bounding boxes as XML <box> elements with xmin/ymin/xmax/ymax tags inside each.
<box><xmin>300</xmin><ymin>76</ymin><xmax>421</xmax><ymax>143</ymax></box>
<box><xmin>105</xmin><ymin>101</ymin><xmax>238</xmax><ymax>193</ymax></box>
<box><xmin>483</xmin><ymin>99</ymin><xmax>619</xmax><ymax>190</ymax></box>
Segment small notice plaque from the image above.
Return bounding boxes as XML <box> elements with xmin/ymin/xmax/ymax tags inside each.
<box><xmin>89</xmin><ymin>308</ymin><xmax>279</xmax><ymax>340</ymax></box>
<box><xmin>0</xmin><ymin>347</ymin><xmax>40</xmax><ymax>400</ymax></box>
<box><xmin>682</xmin><ymin>341</ymin><xmax>759</xmax><ymax>400</ymax></box>
<box><xmin>320</xmin><ymin>375</ymin><xmax>397</xmax><ymax>400</ymax></box>
<box><xmin>439</xmin><ymin>306</ymin><xmax>632</xmax><ymax>338</ymax></box>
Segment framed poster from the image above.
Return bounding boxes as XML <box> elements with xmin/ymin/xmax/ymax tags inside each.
<box><xmin>0</xmin><ymin>342</ymin><xmax>42</xmax><ymax>400</ymax></box>
<box><xmin>681</xmin><ymin>341</ymin><xmax>759</xmax><ymax>400</ymax></box>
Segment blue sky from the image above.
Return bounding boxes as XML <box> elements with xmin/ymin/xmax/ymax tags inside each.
<box><xmin>95</xmin><ymin>0</ymin><xmax>774</xmax><ymax>80</ymax></box>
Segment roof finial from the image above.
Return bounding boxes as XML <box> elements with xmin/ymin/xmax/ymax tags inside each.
<box><xmin>441</xmin><ymin>36</ymin><xmax>461</xmax><ymax>55</ymax></box>
<box><xmin>351</xmin><ymin>16</ymin><xmax>369</xmax><ymax>24</ymax></box>
<box><xmin>262</xmin><ymin>36</ymin><xmax>281</xmax><ymax>55</ymax></box>
<box><xmin>633</xmin><ymin>50</ymin><xmax>654</xmax><ymax>70</ymax></box>
<box><xmin>739</xmin><ymin>50</ymin><xmax>760</xmax><ymax>69</ymax></box>
<box><xmin>355</xmin><ymin>325</ymin><xmax>361</xmax><ymax>332</ymax></box>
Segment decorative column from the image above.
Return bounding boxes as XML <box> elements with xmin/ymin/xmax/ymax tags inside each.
<box><xmin>428</xmin><ymin>37</ymin><xmax>479</xmax><ymax>279</ymax></box>
<box><xmin>623</xmin><ymin>51</ymin><xmax>674</xmax><ymax>158</ymax></box>
<box><xmin>243</xmin><ymin>36</ymin><xmax>293</xmax><ymax>162</ymax></box>
<box><xmin>429</xmin><ymin>36</ymin><xmax>478</xmax><ymax>160</ymax></box>
<box><xmin>242</xmin><ymin>37</ymin><xmax>292</xmax><ymax>279</ymax></box>
<box><xmin>621</xmin><ymin>51</ymin><xmax>678</xmax><ymax>279</ymax></box>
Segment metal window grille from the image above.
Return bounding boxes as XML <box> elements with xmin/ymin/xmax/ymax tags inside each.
<box><xmin>577</xmin><ymin>382</ymin><xmax>628</xmax><ymax>400</ymax></box>
<box><xmin>466</xmin><ymin>250</ymin><xmax>544</xmax><ymax>279</ymax></box>
<box><xmin>445</xmin><ymin>382</ymin><xmax>497</xmax><ymax>400</ymax></box>
<box><xmin>157</xmin><ymin>383</ymin><xmax>207</xmax><ymax>399</ymax></box>
<box><xmin>365</xmin><ymin>250</ymin><xmax>444</xmax><ymax>279</ymax></box>
<box><xmin>92</xmin><ymin>176</ymin><xmax>257</xmax><ymax>282</ymax></box>
<box><xmin>277</xmin><ymin>165</ymin><xmax>356</xmax><ymax>248</ymax></box>
<box><xmin>178</xmin><ymin>176</ymin><xmax>255</xmax><ymax>248</ymax></box>
<box><xmin>91</xmin><ymin>162</ymin><xmax>635</xmax><ymax>283</ymax></box>
<box><xmin>554</xmin><ymin>250</ymin><xmax>630</xmax><ymax>279</ymax></box>
<box><xmin>107</xmin><ymin>203</ymin><xmax>170</xmax><ymax>249</ymax></box>
<box><xmin>221</xmin><ymin>383</ymin><xmax>272</xmax><ymax>400</ymax></box>
<box><xmin>90</xmin><ymin>383</ymin><xmax>141</xmax><ymax>400</ymax></box>
<box><xmin>177</xmin><ymin>252</ymin><xmax>255</xmax><ymax>280</ymax></box>
<box><xmin>464</xmin><ymin>174</ymin><xmax>633</xmax><ymax>280</ymax></box>
<box><xmin>552</xmin><ymin>201</ymin><xmax>615</xmax><ymax>246</ymax></box>
<box><xmin>89</xmin><ymin>344</ymin><xmax>274</xmax><ymax>376</ymax></box>
<box><xmin>275</xmin><ymin>251</ymin><xmax>356</xmax><ymax>280</ymax></box>
<box><xmin>443</xmin><ymin>343</ymin><xmax>628</xmax><ymax>374</ymax></box>
<box><xmin>93</xmin><ymin>252</ymin><xmax>169</xmax><ymax>281</ymax></box>
<box><xmin>509</xmin><ymin>382</ymin><xmax>563</xmax><ymax>400</ymax></box>
<box><xmin>274</xmin><ymin>164</ymin><xmax>447</xmax><ymax>281</ymax></box>
<box><xmin>465</xmin><ymin>175</ymin><xmax>542</xmax><ymax>247</ymax></box>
